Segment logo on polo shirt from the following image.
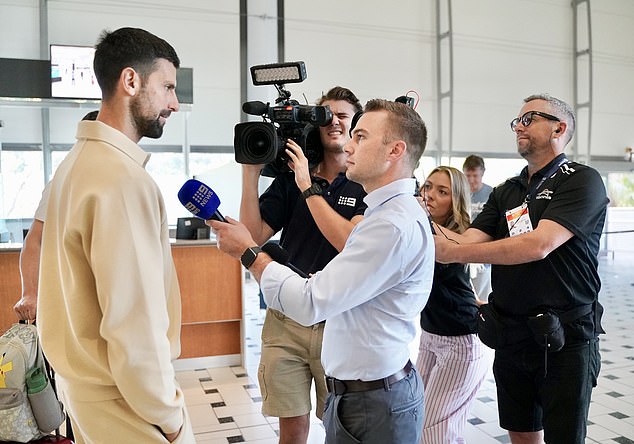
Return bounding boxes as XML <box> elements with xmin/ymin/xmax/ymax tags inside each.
<box><xmin>536</xmin><ymin>189</ymin><xmax>553</xmax><ymax>200</ymax></box>
<box><xmin>560</xmin><ymin>163</ymin><xmax>576</xmax><ymax>175</ymax></box>
<box><xmin>338</xmin><ymin>196</ymin><xmax>357</xmax><ymax>207</ymax></box>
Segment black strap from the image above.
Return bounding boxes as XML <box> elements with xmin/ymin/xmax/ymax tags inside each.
<box><xmin>558</xmin><ymin>304</ymin><xmax>592</xmax><ymax>324</ymax></box>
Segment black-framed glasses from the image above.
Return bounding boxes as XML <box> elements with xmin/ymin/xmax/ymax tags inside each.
<box><xmin>510</xmin><ymin>111</ymin><xmax>560</xmax><ymax>131</ymax></box>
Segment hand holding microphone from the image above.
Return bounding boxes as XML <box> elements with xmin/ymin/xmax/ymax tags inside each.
<box><xmin>177</xmin><ymin>179</ymin><xmax>308</xmax><ymax>279</ymax></box>
<box><xmin>177</xmin><ymin>179</ymin><xmax>259</xmax><ymax>263</ymax></box>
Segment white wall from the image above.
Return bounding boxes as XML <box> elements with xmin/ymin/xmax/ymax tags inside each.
<box><xmin>284</xmin><ymin>0</ymin><xmax>435</xmax><ymax>133</ymax></box>
<box><xmin>2</xmin><ymin>0</ymin><xmax>634</xmax><ymax>163</ymax></box>
<box><xmin>0</xmin><ymin>0</ymin><xmax>241</xmax><ymax>148</ymax></box>
<box><xmin>279</xmin><ymin>0</ymin><xmax>634</xmax><ymax>162</ymax></box>
<box><xmin>593</xmin><ymin>0</ymin><xmax>634</xmax><ymax>157</ymax></box>
<box><xmin>452</xmin><ymin>0</ymin><xmax>572</xmax><ymax>153</ymax></box>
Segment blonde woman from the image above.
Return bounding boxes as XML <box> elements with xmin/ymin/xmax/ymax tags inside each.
<box><xmin>416</xmin><ymin>166</ymin><xmax>489</xmax><ymax>443</ymax></box>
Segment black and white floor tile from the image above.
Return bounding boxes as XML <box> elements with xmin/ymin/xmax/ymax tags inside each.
<box><xmin>177</xmin><ymin>252</ymin><xmax>634</xmax><ymax>443</ymax></box>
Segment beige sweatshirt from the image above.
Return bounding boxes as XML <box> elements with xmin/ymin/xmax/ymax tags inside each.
<box><xmin>38</xmin><ymin>120</ymin><xmax>184</xmax><ymax>435</ymax></box>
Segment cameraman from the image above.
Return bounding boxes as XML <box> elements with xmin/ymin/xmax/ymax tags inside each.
<box><xmin>240</xmin><ymin>86</ymin><xmax>366</xmax><ymax>443</ymax></box>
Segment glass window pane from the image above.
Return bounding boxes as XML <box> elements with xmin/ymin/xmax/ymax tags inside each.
<box><xmin>605</xmin><ymin>172</ymin><xmax>634</xmax><ymax>253</ymax></box>
<box><xmin>189</xmin><ymin>152</ymin><xmax>235</xmax><ymax>178</ymax></box>
<box><xmin>607</xmin><ymin>172</ymin><xmax>634</xmax><ymax>207</ymax></box>
<box><xmin>52</xmin><ymin>150</ymin><xmax>71</xmax><ymax>177</ymax></box>
<box><xmin>1</xmin><ymin>150</ymin><xmax>44</xmax><ymax>219</ymax></box>
<box><xmin>414</xmin><ymin>156</ymin><xmax>438</xmax><ymax>184</ymax></box>
<box><xmin>447</xmin><ymin>157</ymin><xmax>525</xmax><ymax>187</ymax></box>
<box><xmin>145</xmin><ymin>152</ymin><xmax>186</xmax><ymax>224</ymax></box>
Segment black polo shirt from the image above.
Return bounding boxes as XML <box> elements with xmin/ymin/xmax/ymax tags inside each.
<box><xmin>471</xmin><ymin>154</ymin><xmax>608</xmax><ymax>339</ymax></box>
<box><xmin>259</xmin><ymin>172</ymin><xmax>367</xmax><ymax>275</ymax></box>
<box><xmin>420</xmin><ymin>262</ymin><xmax>478</xmax><ymax>336</ymax></box>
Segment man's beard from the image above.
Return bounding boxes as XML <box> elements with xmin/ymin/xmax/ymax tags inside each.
<box><xmin>322</xmin><ymin>139</ymin><xmax>347</xmax><ymax>154</ymax></box>
<box><xmin>138</xmin><ymin>116</ymin><xmax>163</xmax><ymax>139</ymax></box>
<box><xmin>131</xmin><ymin>94</ymin><xmax>168</xmax><ymax>139</ymax></box>
<box><xmin>517</xmin><ymin>139</ymin><xmax>533</xmax><ymax>159</ymax></box>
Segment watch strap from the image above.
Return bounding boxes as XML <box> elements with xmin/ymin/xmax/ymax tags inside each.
<box><xmin>301</xmin><ymin>183</ymin><xmax>322</xmax><ymax>199</ymax></box>
<box><xmin>240</xmin><ymin>246</ymin><xmax>262</xmax><ymax>269</ymax></box>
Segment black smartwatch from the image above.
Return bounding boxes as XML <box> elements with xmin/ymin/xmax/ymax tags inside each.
<box><xmin>301</xmin><ymin>183</ymin><xmax>322</xmax><ymax>199</ymax></box>
<box><xmin>240</xmin><ymin>246</ymin><xmax>262</xmax><ymax>269</ymax></box>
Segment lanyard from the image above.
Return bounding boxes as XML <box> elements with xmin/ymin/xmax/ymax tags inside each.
<box><xmin>525</xmin><ymin>156</ymin><xmax>569</xmax><ymax>204</ymax></box>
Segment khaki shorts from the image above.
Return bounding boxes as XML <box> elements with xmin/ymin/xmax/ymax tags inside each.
<box><xmin>258</xmin><ymin>308</ymin><xmax>326</xmax><ymax>419</ymax></box>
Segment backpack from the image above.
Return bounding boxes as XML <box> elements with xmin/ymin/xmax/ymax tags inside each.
<box><xmin>0</xmin><ymin>323</ymin><xmax>49</xmax><ymax>442</ymax></box>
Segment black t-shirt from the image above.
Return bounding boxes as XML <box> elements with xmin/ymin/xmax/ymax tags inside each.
<box><xmin>472</xmin><ymin>154</ymin><xmax>609</xmax><ymax>339</ymax></box>
<box><xmin>420</xmin><ymin>262</ymin><xmax>478</xmax><ymax>336</ymax></box>
<box><xmin>259</xmin><ymin>172</ymin><xmax>367</xmax><ymax>274</ymax></box>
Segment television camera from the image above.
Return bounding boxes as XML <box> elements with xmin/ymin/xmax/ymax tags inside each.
<box><xmin>233</xmin><ymin>61</ymin><xmax>332</xmax><ymax>177</ymax></box>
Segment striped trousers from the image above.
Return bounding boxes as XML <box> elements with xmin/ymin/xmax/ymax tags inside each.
<box><xmin>416</xmin><ymin>330</ymin><xmax>490</xmax><ymax>444</ymax></box>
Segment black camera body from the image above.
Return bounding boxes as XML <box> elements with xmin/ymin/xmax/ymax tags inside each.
<box><xmin>233</xmin><ymin>62</ymin><xmax>333</xmax><ymax>177</ymax></box>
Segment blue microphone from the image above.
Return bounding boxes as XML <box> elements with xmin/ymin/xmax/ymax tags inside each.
<box><xmin>177</xmin><ymin>179</ymin><xmax>226</xmax><ymax>222</ymax></box>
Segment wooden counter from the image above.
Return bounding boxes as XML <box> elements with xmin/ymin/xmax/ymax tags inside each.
<box><xmin>0</xmin><ymin>241</ymin><xmax>242</xmax><ymax>360</ymax></box>
<box><xmin>0</xmin><ymin>245</ymin><xmax>21</xmax><ymax>333</ymax></box>
<box><xmin>171</xmin><ymin>241</ymin><xmax>242</xmax><ymax>359</ymax></box>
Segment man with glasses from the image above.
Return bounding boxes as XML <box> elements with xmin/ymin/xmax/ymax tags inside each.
<box><xmin>434</xmin><ymin>94</ymin><xmax>608</xmax><ymax>444</ymax></box>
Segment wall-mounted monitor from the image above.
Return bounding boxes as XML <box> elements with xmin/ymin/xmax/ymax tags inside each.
<box><xmin>49</xmin><ymin>44</ymin><xmax>193</xmax><ymax>103</ymax></box>
<box><xmin>50</xmin><ymin>44</ymin><xmax>102</xmax><ymax>99</ymax></box>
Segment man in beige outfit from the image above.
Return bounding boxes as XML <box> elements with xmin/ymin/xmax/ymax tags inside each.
<box><xmin>38</xmin><ymin>27</ymin><xmax>194</xmax><ymax>443</ymax></box>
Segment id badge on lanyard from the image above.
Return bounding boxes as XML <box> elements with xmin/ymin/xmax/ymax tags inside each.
<box><xmin>505</xmin><ymin>156</ymin><xmax>568</xmax><ymax>237</ymax></box>
<box><xmin>505</xmin><ymin>201</ymin><xmax>532</xmax><ymax>237</ymax></box>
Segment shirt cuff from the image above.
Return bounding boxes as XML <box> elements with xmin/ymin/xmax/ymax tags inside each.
<box><xmin>261</xmin><ymin>261</ymin><xmax>303</xmax><ymax>313</ymax></box>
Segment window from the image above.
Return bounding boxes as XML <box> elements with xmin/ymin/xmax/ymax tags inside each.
<box><xmin>605</xmin><ymin>172</ymin><xmax>634</xmax><ymax>253</ymax></box>
<box><xmin>0</xmin><ymin>149</ymin><xmax>44</xmax><ymax>219</ymax></box>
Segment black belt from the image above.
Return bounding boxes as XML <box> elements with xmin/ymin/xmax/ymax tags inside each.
<box><xmin>325</xmin><ymin>360</ymin><xmax>413</xmax><ymax>395</ymax></box>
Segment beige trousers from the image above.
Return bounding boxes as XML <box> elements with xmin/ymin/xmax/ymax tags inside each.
<box><xmin>59</xmin><ymin>382</ymin><xmax>195</xmax><ymax>443</ymax></box>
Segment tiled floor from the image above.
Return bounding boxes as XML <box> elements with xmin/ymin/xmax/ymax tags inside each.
<box><xmin>177</xmin><ymin>251</ymin><xmax>634</xmax><ymax>443</ymax></box>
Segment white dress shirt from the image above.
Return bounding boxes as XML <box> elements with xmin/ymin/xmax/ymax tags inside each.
<box><xmin>262</xmin><ymin>178</ymin><xmax>434</xmax><ymax>381</ymax></box>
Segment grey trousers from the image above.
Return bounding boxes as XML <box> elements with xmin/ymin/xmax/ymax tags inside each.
<box><xmin>323</xmin><ymin>368</ymin><xmax>424</xmax><ymax>444</ymax></box>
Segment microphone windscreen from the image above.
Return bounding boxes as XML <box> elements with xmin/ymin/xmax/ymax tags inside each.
<box><xmin>242</xmin><ymin>101</ymin><xmax>268</xmax><ymax>116</ymax></box>
<box><xmin>261</xmin><ymin>242</ymin><xmax>290</xmax><ymax>264</ymax></box>
<box><xmin>178</xmin><ymin>179</ymin><xmax>221</xmax><ymax>220</ymax></box>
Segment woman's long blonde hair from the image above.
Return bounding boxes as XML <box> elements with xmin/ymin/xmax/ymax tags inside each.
<box><xmin>424</xmin><ymin>166</ymin><xmax>472</xmax><ymax>234</ymax></box>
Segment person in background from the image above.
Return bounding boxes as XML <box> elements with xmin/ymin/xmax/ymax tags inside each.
<box><xmin>435</xmin><ymin>94</ymin><xmax>608</xmax><ymax>444</ymax></box>
<box><xmin>14</xmin><ymin>111</ymin><xmax>98</xmax><ymax>322</ymax></box>
<box><xmin>462</xmin><ymin>155</ymin><xmax>493</xmax><ymax>220</ymax></box>
<box><xmin>13</xmin><ymin>201</ymin><xmax>45</xmax><ymax>321</ymax></box>
<box><xmin>211</xmin><ymin>99</ymin><xmax>433</xmax><ymax>443</ymax></box>
<box><xmin>462</xmin><ymin>154</ymin><xmax>493</xmax><ymax>302</ymax></box>
<box><xmin>239</xmin><ymin>86</ymin><xmax>366</xmax><ymax>443</ymax></box>
<box><xmin>37</xmin><ymin>28</ymin><xmax>194</xmax><ymax>443</ymax></box>
<box><xmin>416</xmin><ymin>166</ymin><xmax>489</xmax><ymax>443</ymax></box>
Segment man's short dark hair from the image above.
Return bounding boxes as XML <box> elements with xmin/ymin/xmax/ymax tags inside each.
<box><xmin>316</xmin><ymin>86</ymin><xmax>363</xmax><ymax>114</ymax></box>
<box><xmin>82</xmin><ymin>110</ymin><xmax>99</xmax><ymax>121</ymax></box>
<box><xmin>94</xmin><ymin>27</ymin><xmax>180</xmax><ymax>100</ymax></box>
<box><xmin>364</xmin><ymin>99</ymin><xmax>427</xmax><ymax>169</ymax></box>
<box><xmin>463</xmin><ymin>154</ymin><xmax>485</xmax><ymax>171</ymax></box>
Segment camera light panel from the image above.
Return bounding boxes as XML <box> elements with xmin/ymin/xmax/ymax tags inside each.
<box><xmin>250</xmin><ymin>61</ymin><xmax>307</xmax><ymax>86</ymax></box>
